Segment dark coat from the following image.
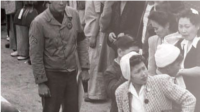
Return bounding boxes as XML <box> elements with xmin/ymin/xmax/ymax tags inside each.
<box><xmin>107</xmin><ymin>1</ymin><xmax>146</xmax><ymax>52</ymax></box>
<box><xmin>104</xmin><ymin>61</ymin><xmax>126</xmax><ymax>112</ymax></box>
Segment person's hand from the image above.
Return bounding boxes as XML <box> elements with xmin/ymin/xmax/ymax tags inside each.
<box><xmin>38</xmin><ymin>83</ymin><xmax>51</xmax><ymax>97</ymax></box>
<box><xmin>80</xmin><ymin>70</ymin><xmax>89</xmax><ymax>81</ymax></box>
<box><xmin>117</xmin><ymin>33</ymin><xmax>125</xmax><ymax>38</ymax></box>
<box><xmin>89</xmin><ymin>36</ymin><xmax>97</xmax><ymax>48</ymax></box>
<box><xmin>76</xmin><ymin>69</ymin><xmax>82</xmax><ymax>82</ymax></box>
<box><xmin>176</xmin><ymin>69</ymin><xmax>184</xmax><ymax>77</ymax></box>
<box><xmin>108</xmin><ymin>32</ymin><xmax>117</xmax><ymax>43</ymax></box>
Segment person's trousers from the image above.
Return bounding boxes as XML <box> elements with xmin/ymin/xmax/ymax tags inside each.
<box><xmin>87</xmin><ymin>32</ymin><xmax>107</xmax><ymax>100</ymax></box>
<box><xmin>16</xmin><ymin>25</ymin><xmax>29</xmax><ymax>57</ymax></box>
<box><xmin>42</xmin><ymin>70</ymin><xmax>78</xmax><ymax>112</ymax></box>
<box><xmin>6</xmin><ymin>15</ymin><xmax>10</xmax><ymax>36</ymax></box>
<box><xmin>8</xmin><ymin>14</ymin><xmax>17</xmax><ymax>50</ymax></box>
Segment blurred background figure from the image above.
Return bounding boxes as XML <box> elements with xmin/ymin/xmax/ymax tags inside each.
<box><xmin>15</xmin><ymin>1</ymin><xmax>47</xmax><ymax>61</ymax></box>
<box><xmin>107</xmin><ymin>1</ymin><xmax>145</xmax><ymax>59</ymax></box>
<box><xmin>84</xmin><ymin>1</ymin><xmax>108</xmax><ymax>102</ymax></box>
<box><xmin>3</xmin><ymin>1</ymin><xmax>22</xmax><ymax>57</ymax></box>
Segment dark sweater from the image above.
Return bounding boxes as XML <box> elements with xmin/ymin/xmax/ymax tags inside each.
<box><xmin>104</xmin><ymin>61</ymin><xmax>126</xmax><ymax>112</ymax></box>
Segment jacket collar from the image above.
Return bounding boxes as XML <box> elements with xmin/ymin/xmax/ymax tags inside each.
<box><xmin>125</xmin><ymin>78</ymin><xmax>152</xmax><ymax>112</ymax></box>
<box><xmin>45</xmin><ymin>6</ymin><xmax>73</xmax><ymax>25</ymax></box>
<box><xmin>181</xmin><ymin>36</ymin><xmax>200</xmax><ymax>49</ymax></box>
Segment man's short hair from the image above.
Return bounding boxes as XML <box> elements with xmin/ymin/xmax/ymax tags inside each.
<box><xmin>129</xmin><ymin>55</ymin><xmax>145</xmax><ymax>68</ymax></box>
<box><xmin>114</xmin><ymin>35</ymin><xmax>139</xmax><ymax>50</ymax></box>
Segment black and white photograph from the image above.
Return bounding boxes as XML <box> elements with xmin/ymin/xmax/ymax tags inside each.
<box><xmin>1</xmin><ymin>1</ymin><xmax>200</xmax><ymax>112</ymax></box>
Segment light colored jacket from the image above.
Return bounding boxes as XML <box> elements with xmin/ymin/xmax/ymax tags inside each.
<box><xmin>148</xmin><ymin>35</ymin><xmax>162</xmax><ymax>75</ymax></box>
<box><xmin>115</xmin><ymin>75</ymin><xmax>196</xmax><ymax>112</ymax></box>
<box><xmin>29</xmin><ymin>7</ymin><xmax>89</xmax><ymax>84</ymax></box>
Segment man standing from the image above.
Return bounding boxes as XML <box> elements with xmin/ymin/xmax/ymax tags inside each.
<box><xmin>29</xmin><ymin>1</ymin><xmax>89</xmax><ymax>112</ymax></box>
<box><xmin>116</xmin><ymin>54</ymin><xmax>196</xmax><ymax>112</ymax></box>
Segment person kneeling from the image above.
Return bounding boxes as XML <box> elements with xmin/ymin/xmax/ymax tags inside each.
<box><xmin>115</xmin><ymin>53</ymin><xmax>196</xmax><ymax>112</ymax></box>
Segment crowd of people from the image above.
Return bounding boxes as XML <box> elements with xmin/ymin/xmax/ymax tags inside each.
<box><xmin>1</xmin><ymin>1</ymin><xmax>200</xmax><ymax>112</ymax></box>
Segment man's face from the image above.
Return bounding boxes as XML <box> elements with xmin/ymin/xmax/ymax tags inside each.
<box><xmin>130</xmin><ymin>62</ymin><xmax>148</xmax><ymax>86</ymax></box>
<box><xmin>118</xmin><ymin>46</ymin><xmax>139</xmax><ymax>58</ymax></box>
<box><xmin>50</xmin><ymin>1</ymin><xmax>68</xmax><ymax>13</ymax></box>
<box><xmin>167</xmin><ymin>60</ymin><xmax>181</xmax><ymax>77</ymax></box>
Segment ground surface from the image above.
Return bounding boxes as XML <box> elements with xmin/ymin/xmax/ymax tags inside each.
<box><xmin>1</xmin><ymin>25</ymin><xmax>110</xmax><ymax>112</ymax></box>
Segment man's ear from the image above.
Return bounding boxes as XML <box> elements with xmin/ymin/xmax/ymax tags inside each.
<box><xmin>165</xmin><ymin>65</ymin><xmax>171</xmax><ymax>74</ymax></box>
<box><xmin>117</xmin><ymin>48</ymin><xmax>123</xmax><ymax>57</ymax></box>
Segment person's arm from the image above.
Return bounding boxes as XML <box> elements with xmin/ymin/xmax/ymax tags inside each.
<box><xmin>178</xmin><ymin>67</ymin><xmax>200</xmax><ymax>77</ymax></box>
<box><xmin>88</xmin><ymin>1</ymin><xmax>101</xmax><ymax>48</ymax></box>
<box><xmin>160</xmin><ymin>76</ymin><xmax>196</xmax><ymax>112</ymax></box>
<box><xmin>75</xmin><ymin>50</ymin><xmax>82</xmax><ymax>82</ymax></box>
<box><xmin>148</xmin><ymin>36</ymin><xmax>157</xmax><ymax>75</ymax></box>
<box><xmin>29</xmin><ymin>20</ymin><xmax>47</xmax><ymax>84</ymax></box>
<box><xmin>75</xmin><ymin>10</ymin><xmax>90</xmax><ymax>79</ymax></box>
<box><xmin>104</xmin><ymin>66</ymin><xmax>126</xmax><ymax>99</ymax></box>
<box><xmin>29</xmin><ymin>20</ymin><xmax>51</xmax><ymax>97</ymax></box>
<box><xmin>106</xmin><ymin>2</ymin><xmax>117</xmax><ymax>48</ymax></box>
<box><xmin>99</xmin><ymin>1</ymin><xmax>115</xmax><ymax>32</ymax></box>
<box><xmin>178</xmin><ymin>42</ymin><xmax>200</xmax><ymax>77</ymax></box>
<box><xmin>115</xmin><ymin>85</ymin><xmax>124</xmax><ymax>112</ymax></box>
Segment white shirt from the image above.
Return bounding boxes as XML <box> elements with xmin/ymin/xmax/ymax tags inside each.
<box><xmin>163</xmin><ymin>32</ymin><xmax>182</xmax><ymax>45</ymax></box>
<box><xmin>120</xmin><ymin>1</ymin><xmax>127</xmax><ymax>15</ymax></box>
<box><xmin>181</xmin><ymin>36</ymin><xmax>200</xmax><ymax>68</ymax></box>
<box><xmin>141</xmin><ymin>3</ymin><xmax>154</xmax><ymax>44</ymax></box>
<box><xmin>84</xmin><ymin>1</ymin><xmax>102</xmax><ymax>37</ymax></box>
<box><xmin>129</xmin><ymin>83</ymin><xmax>146</xmax><ymax>112</ymax></box>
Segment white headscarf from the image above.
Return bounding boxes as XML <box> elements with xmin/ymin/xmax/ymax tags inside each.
<box><xmin>120</xmin><ymin>52</ymin><xmax>138</xmax><ymax>80</ymax></box>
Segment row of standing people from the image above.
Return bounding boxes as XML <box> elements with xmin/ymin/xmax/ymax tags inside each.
<box><xmin>1</xmin><ymin>1</ymin><xmax>48</xmax><ymax>61</ymax></box>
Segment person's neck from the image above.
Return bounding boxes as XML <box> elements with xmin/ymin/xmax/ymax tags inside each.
<box><xmin>116</xmin><ymin>57</ymin><xmax>121</xmax><ymax>64</ymax></box>
<box><xmin>49</xmin><ymin>6</ymin><xmax>64</xmax><ymax>18</ymax></box>
<box><xmin>161</xmin><ymin>31</ymin><xmax>171</xmax><ymax>40</ymax></box>
<box><xmin>188</xmin><ymin>35</ymin><xmax>197</xmax><ymax>42</ymax></box>
<box><xmin>132</xmin><ymin>82</ymin><xmax>142</xmax><ymax>95</ymax></box>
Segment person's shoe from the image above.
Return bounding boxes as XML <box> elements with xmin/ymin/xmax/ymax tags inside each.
<box><xmin>27</xmin><ymin>59</ymin><xmax>31</xmax><ymax>65</ymax></box>
<box><xmin>84</xmin><ymin>97</ymin><xmax>107</xmax><ymax>103</ymax></box>
<box><xmin>17</xmin><ymin>56</ymin><xmax>28</xmax><ymax>60</ymax></box>
<box><xmin>10</xmin><ymin>51</ymin><xmax>18</xmax><ymax>57</ymax></box>
<box><xmin>84</xmin><ymin>93</ymin><xmax>88</xmax><ymax>99</ymax></box>
<box><xmin>5</xmin><ymin>43</ymin><xmax>10</xmax><ymax>48</ymax></box>
<box><xmin>84</xmin><ymin>97</ymin><xmax>93</xmax><ymax>102</ymax></box>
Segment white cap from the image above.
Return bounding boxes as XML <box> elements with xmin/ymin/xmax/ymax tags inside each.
<box><xmin>155</xmin><ymin>44</ymin><xmax>180</xmax><ymax>68</ymax></box>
